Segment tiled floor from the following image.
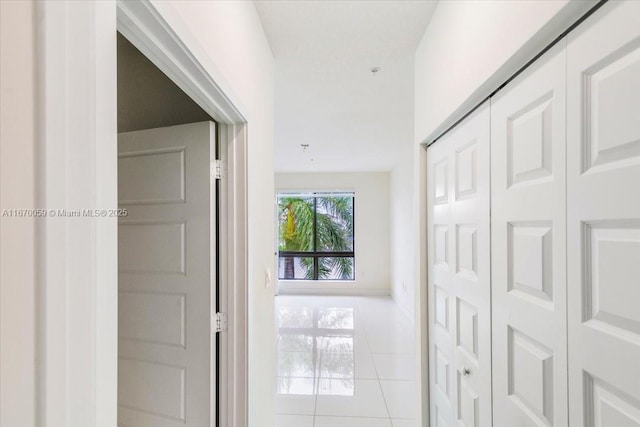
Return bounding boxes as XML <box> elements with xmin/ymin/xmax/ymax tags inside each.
<box><xmin>275</xmin><ymin>295</ymin><xmax>418</xmax><ymax>427</ymax></box>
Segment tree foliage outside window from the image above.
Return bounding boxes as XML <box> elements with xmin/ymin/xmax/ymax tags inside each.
<box><xmin>278</xmin><ymin>193</ymin><xmax>354</xmax><ymax>280</ymax></box>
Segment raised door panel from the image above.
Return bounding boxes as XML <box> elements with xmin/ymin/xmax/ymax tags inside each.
<box><xmin>119</xmin><ymin>358</ymin><xmax>187</xmax><ymax>422</ymax></box>
<box><xmin>118</xmin><ymin>222</ymin><xmax>186</xmax><ymax>274</ymax></box>
<box><xmin>508</xmin><ymin>327</ymin><xmax>555</xmax><ymax>425</ymax></box>
<box><xmin>567</xmin><ymin>2</ymin><xmax>640</xmax><ymax>426</ymax></box>
<box><xmin>585</xmin><ymin>224</ymin><xmax>640</xmax><ymax>336</ymax></box>
<box><xmin>491</xmin><ymin>41</ymin><xmax>567</xmax><ymax>427</ymax></box>
<box><xmin>118</xmin><ymin>147</ymin><xmax>186</xmax><ymax>205</ymax></box>
<box><xmin>428</xmin><ymin>103</ymin><xmax>491</xmax><ymax>427</ymax></box>
<box><xmin>509</xmin><ymin>223</ymin><xmax>554</xmax><ymax>305</ymax></box>
<box><xmin>589</xmin><ymin>376</ymin><xmax>640</xmax><ymax>427</ymax></box>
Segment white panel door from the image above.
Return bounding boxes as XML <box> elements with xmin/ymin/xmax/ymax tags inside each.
<box><xmin>118</xmin><ymin>122</ymin><xmax>216</xmax><ymax>427</ymax></box>
<box><xmin>567</xmin><ymin>2</ymin><xmax>640</xmax><ymax>426</ymax></box>
<box><xmin>428</xmin><ymin>123</ymin><xmax>455</xmax><ymax>427</ymax></box>
<box><xmin>490</xmin><ymin>41</ymin><xmax>568</xmax><ymax>427</ymax></box>
<box><xmin>428</xmin><ymin>103</ymin><xmax>491</xmax><ymax>427</ymax></box>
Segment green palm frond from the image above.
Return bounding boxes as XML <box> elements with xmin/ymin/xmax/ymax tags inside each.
<box><xmin>279</xmin><ymin>197</ymin><xmax>314</xmax><ymax>252</ymax></box>
<box><xmin>300</xmin><ymin>257</ymin><xmax>315</xmax><ymax>280</ymax></box>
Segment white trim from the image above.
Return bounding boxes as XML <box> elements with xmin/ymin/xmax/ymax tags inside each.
<box><xmin>116</xmin><ymin>3</ymin><xmax>250</xmax><ymax>426</ymax></box>
<box><xmin>277</xmin><ymin>191</ymin><xmax>356</xmax><ymax>198</ymax></box>
<box><xmin>36</xmin><ymin>2</ymin><xmax>118</xmax><ymax>425</ymax></box>
<box><xmin>417</xmin><ymin>144</ymin><xmax>430</xmax><ymax>426</ymax></box>
<box><xmin>278</xmin><ymin>286</ymin><xmax>390</xmax><ymax>297</ymax></box>
<box><xmin>116</xmin><ymin>0</ymin><xmax>247</xmax><ymax>124</ymax></box>
<box><xmin>35</xmin><ymin>1</ymin><xmax>248</xmax><ymax>425</ymax></box>
<box><xmin>218</xmin><ymin>123</ymin><xmax>249</xmax><ymax>427</ymax></box>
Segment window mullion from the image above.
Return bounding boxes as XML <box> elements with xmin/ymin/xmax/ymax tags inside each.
<box><xmin>313</xmin><ymin>197</ymin><xmax>318</xmax><ymax>280</ymax></box>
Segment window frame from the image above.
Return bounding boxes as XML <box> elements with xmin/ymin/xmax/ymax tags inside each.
<box><xmin>278</xmin><ymin>192</ymin><xmax>355</xmax><ymax>281</ymax></box>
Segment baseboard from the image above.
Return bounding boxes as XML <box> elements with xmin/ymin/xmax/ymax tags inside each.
<box><xmin>391</xmin><ymin>290</ymin><xmax>416</xmax><ymax>325</ymax></box>
<box><xmin>278</xmin><ymin>287</ymin><xmax>390</xmax><ymax>297</ymax></box>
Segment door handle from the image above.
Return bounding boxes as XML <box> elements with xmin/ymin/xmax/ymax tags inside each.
<box><xmin>461</xmin><ymin>367</ymin><xmax>471</xmax><ymax>376</ymax></box>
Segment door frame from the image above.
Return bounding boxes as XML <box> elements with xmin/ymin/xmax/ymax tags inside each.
<box><xmin>117</xmin><ymin>2</ymin><xmax>249</xmax><ymax>425</ymax></box>
<box><xmin>35</xmin><ymin>1</ymin><xmax>248</xmax><ymax>425</ymax></box>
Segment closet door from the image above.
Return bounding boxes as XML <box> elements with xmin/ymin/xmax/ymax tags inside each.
<box><xmin>428</xmin><ymin>103</ymin><xmax>491</xmax><ymax>427</ymax></box>
<box><xmin>567</xmin><ymin>1</ymin><xmax>640</xmax><ymax>426</ymax></box>
<box><xmin>428</xmin><ymin>124</ymin><xmax>454</xmax><ymax>427</ymax></box>
<box><xmin>490</xmin><ymin>42</ymin><xmax>568</xmax><ymax>427</ymax></box>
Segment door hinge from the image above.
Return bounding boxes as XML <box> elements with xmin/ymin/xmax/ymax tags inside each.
<box><xmin>211</xmin><ymin>159</ymin><xmax>223</xmax><ymax>180</ymax></box>
<box><xmin>214</xmin><ymin>312</ymin><xmax>228</xmax><ymax>333</ymax></box>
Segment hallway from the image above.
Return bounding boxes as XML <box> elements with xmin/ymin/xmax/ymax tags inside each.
<box><xmin>275</xmin><ymin>296</ymin><xmax>418</xmax><ymax>427</ymax></box>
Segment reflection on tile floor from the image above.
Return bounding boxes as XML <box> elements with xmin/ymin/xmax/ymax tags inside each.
<box><xmin>275</xmin><ymin>296</ymin><xmax>418</xmax><ymax>427</ymax></box>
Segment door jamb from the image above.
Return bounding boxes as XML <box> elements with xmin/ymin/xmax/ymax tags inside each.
<box><xmin>116</xmin><ymin>3</ymin><xmax>249</xmax><ymax>426</ymax></box>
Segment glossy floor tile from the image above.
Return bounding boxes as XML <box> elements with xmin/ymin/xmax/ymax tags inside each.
<box><xmin>276</xmin><ymin>414</ymin><xmax>315</xmax><ymax>427</ymax></box>
<box><xmin>372</xmin><ymin>354</ymin><xmax>416</xmax><ymax>380</ymax></box>
<box><xmin>275</xmin><ymin>383</ymin><xmax>317</xmax><ymax>415</ymax></box>
<box><xmin>315</xmin><ymin>379</ymin><xmax>388</xmax><ymax>418</ymax></box>
<box><xmin>391</xmin><ymin>419</ymin><xmax>419</xmax><ymax>427</ymax></box>
<box><xmin>380</xmin><ymin>380</ymin><xmax>418</xmax><ymax>419</ymax></box>
<box><xmin>315</xmin><ymin>416</ymin><xmax>393</xmax><ymax>427</ymax></box>
<box><xmin>275</xmin><ymin>295</ymin><xmax>419</xmax><ymax>425</ymax></box>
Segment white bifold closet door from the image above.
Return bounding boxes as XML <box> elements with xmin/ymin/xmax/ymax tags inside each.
<box><xmin>427</xmin><ymin>103</ymin><xmax>492</xmax><ymax>427</ymax></box>
<box><xmin>490</xmin><ymin>43</ymin><xmax>568</xmax><ymax>426</ymax></box>
<box><xmin>566</xmin><ymin>2</ymin><xmax>640</xmax><ymax>426</ymax></box>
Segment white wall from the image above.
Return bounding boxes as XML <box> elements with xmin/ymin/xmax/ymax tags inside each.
<box><xmin>389</xmin><ymin>146</ymin><xmax>416</xmax><ymax>319</ymax></box>
<box><xmin>0</xmin><ymin>1</ymin><xmax>37</xmax><ymax>425</ymax></box>
<box><xmin>151</xmin><ymin>2</ymin><xmax>276</xmax><ymax>425</ymax></box>
<box><xmin>276</xmin><ymin>172</ymin><xmax>390</xmax><ymax>295</ymax></box>
<box><xmin>414</xmin><ymin>0</ymin><xmax>596</xmax><ymax>144</ymax></box>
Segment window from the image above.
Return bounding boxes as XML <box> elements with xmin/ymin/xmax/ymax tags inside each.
<box><xmin>277</xmin><ymin>192</ymin><xmax>355</xmax><ymax>280</ymax></box>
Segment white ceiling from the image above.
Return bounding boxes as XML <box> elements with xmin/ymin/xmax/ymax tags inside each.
<box><xmin>255</xmin><ymin>0</ymin><xmax>438</xmax><ymax>172</ymax></box>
